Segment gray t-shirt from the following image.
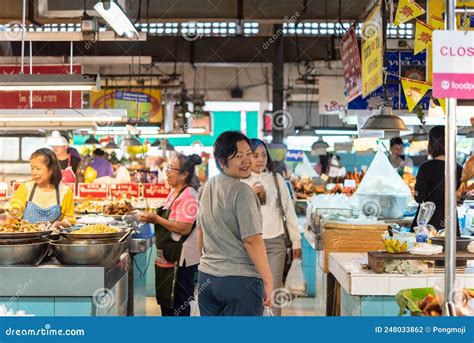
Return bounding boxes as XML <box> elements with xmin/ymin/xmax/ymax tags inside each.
<box><xmin>197</xmin><ymin>173</ymin><xmax>263</xmax><ymax>278</ymax></box>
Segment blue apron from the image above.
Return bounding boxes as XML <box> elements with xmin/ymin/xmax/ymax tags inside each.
<box><xmin>22</xmin><ymin>184</ymin><xmax>62</xmax><ymax>224</ymax></box>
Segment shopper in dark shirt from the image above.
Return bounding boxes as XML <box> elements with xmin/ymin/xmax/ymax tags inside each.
<box><xmin>412</xmin><ymin>126</ymin><xmax>462</xmax><ymax>232</ymax></box>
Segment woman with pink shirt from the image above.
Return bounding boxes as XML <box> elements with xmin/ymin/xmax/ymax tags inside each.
<box><xmin>140</xmin><ymin>154</ymin><xmax>202</xmax><ymax>316</ymax></box>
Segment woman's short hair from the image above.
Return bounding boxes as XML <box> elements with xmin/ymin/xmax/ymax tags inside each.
<box><xmin>249</xmin><ymin>138</ymin><xmax>275</xmax><ymax>173</ymax></box>
<box><xmin>428</xmin><ymin>125</ymin><xmax>445</xmax><ymax>158</ymax></box>
<box><xmin>30</xmin><ymin>148</ymin><xmax>63</xmax><ymax>186</ymax></box>
<box><xmin>213</xmin><ymin>131</ymin><xmax>251</xmax><ymax>172</ymax></box>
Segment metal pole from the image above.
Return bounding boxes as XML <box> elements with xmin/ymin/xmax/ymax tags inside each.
<box><xmin>444</xmin><ymin>0</ymin><xmax>457</xmax><ymax>317</ymax></box>
<box><xmin>70</xmin><ymin>41</ymin><xmax>73</xmax><ymax>109</ymax></box>
<box><xmin>29</xmin><ymin>41</ymin><xmax>32</xmax><ymax>108</ymax></box>
<box><xmin>272</xmin><ymin>24</ymin><xmax>284</xmax><ymax>144</ymax></box>
<box><xmin>20</xmin><ymin>0</ymin><xmax>26</xmax><ymax>74</ymax></box>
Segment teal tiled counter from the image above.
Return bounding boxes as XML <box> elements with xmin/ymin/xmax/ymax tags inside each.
<box><xmin>0</xmin><ymin>256</ymin><xmax>129</xmax><ymax>316</ymax></box>
<box><xmin>329</xmin><ymin>252</ymin><xmax>474</xmax><ymax>316</ymax></box>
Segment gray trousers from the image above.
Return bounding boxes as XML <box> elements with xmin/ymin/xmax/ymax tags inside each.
<box><xmin>264</xmin><ymin>234</ymin><xmax>287</xmax><ymax>316</ymax></box>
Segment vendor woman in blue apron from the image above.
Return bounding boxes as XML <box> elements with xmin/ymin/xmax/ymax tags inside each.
<box><xmin>8</xmin><ymin>148</ymin><xmax>75</xmax><ymax>227</ymax></box>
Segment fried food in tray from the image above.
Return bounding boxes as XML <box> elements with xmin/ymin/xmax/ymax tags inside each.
<box><xmin>75</xmin><ymin>200</ymin><xmax>104</xmax><ymax>214</ymax></box>
<box><xmin>0</xmin><ymin>218</ymin><xmax>44</xmax><ymax>233</ymax></box>
<box><xmin>70</xmin><ymin>224</ymin><xmax>119</xmax><ymax>234</ymax></box>
<box><xmin>103</xmin><ymin>200</ymin><xmax>134</xmax><ymax>216</ymax></box>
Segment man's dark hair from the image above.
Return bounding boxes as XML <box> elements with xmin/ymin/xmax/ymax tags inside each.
<box><xmin>93</xmin><ymin>149</ymin><xmax>106</xmax><ymax>157</ymax></box>
<box><xmin>390</xmin><ymin>137</ymin><xmax>404</xmax><ymax>148</ymax></box>
<box><xmin>428</xmin><ymin>125</ymin><xmax>445</xmax><ymax>158</ymax></box>
<box><xmin>213</xmin><ymin>131</ymin><xmax>251</xmax><ymax>172</ymax></box>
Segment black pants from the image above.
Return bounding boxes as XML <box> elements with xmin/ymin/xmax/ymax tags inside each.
<box><xmin>160</xmin><ymin>264</ymin><xmax>198</xmax><ymax>316</ymax></box>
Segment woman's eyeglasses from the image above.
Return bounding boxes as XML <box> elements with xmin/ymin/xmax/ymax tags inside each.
<box><xmin>165</xmin><ymin>166</ymin><xmax>181</xmax><ymax>173</ymax></box>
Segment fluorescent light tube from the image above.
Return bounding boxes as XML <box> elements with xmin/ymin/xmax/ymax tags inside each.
<box><xmin>0</xmin><ymin>109</ymin><xmax>125</xmax><ymax>122</ymax></box>
<box><xmin>141</xmin><ymin>134</ymin><xmax>192</xmax><ymax>138</ymax></box>
<box><xmin>314</xmin><ymin>129</ymin><xmax>358</xmax><ymax>135</ymax></box>
<box><xmin>187</xmin><ymin>127</ymin><xmax>207</xmax><ymax>134</ymax></box>
<box><xmin>0</xmin><ymin>74</ymin><xmax>100</xmax><ymax>91</ymax></box>
<box><xmin>94</xmin><ymin>1</ymin><xmax>139</xmax><ymax>39</ymax></box>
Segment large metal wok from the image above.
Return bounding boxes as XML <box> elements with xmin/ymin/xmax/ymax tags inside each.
<box><xmin>59</xmin><ymin>226</ymin><xmax>132</xmax><ymax>241</ymax></box>
<box><xmin>0</xmin><ymin>229</ymin><xmax>54</xmax><ymax>240</ymax></box>
<box><xmin>0</xmin><ymin>238</ymin><xmax>50</xmax><ymax>265</ymax></box>
<box><xmin>50</xmin><ymin>238</ymin><xmax>129</xmax><ymax>267</ymax></box>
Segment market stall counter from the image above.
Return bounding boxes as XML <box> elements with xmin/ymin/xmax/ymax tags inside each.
<box><xmin>0</xmin><ymin>221</ymin><xmax>154</xmax><ymax>317</ymax></box>
<box><xmin>328</xmin><ymin>252</ymin><xmax>474</xmax><ymax>316</ymax></box>
<box><xmin>306</xmin><ymin>217</ymin><xmax>415</xmax><ymax>316</ymax></box>
<box><xmin>0</xmin><ymin>255</ymin><xmax>129</xmax><ymax>316</ymax></box>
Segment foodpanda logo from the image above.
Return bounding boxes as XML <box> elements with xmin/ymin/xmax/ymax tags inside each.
<box><xmin>441</xmin><ymin>80</ymin><xmax>450</xmax><ymax>90</ymax></box>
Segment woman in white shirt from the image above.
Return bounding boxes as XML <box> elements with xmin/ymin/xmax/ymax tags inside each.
<box><xmin>242</xmin><ymin>138</ymin><xmax>302</xmax><ymax>316</ymax></box>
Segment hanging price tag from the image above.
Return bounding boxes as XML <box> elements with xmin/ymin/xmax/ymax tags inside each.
<box><xmin>0</xmin><ymin>182</ymin><xmax>7</xmax><ymax>198</ymax></box>
<box><xmin>143</xmin><ymin>183</ymin><xmax>170</xmax><ymax>198</ymax></box>
<box><xmin>78</xmin><ymin>183</ymin><xmax>109</xmax><ymax>199</ymax></box>
<box><xmin>110</xmin><ymin>183</ymin><xmax>141</xmax><ymax>198</ymax></box>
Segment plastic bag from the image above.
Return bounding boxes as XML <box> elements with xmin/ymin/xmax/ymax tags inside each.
<box><xmin>356</xmin><ymin>148</ymin><xmax>411</xmax><ymax>196</ymax></box>
<box><xmin>263</xmin><ymin>306</ymin><xmax>274</xmax><ymax>317</ymax></box>
<box><xmin>284</xmin><ymin>259</ymin><xmax>306</xmax><ymax>296</ymax></box>
<box><xmin>190</xmin><ymin>300</ymin><xmax>200</xmax><ymax>317</ymax></box>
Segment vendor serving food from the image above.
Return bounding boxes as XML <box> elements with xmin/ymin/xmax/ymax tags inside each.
<box><xmin>7</xmin><ymin>148</ymin><xmax>75</xmax><ymax>227</ymax></box>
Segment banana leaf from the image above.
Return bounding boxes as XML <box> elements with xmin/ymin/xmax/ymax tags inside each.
<box><xmin>395</xmin><ymin>288</ymin><xmax>437</xmax><ymax>316</ymax></box>
<box><xmin>396</xmin><ymin>287</ymin><xmax>474</xmax><ymax>316</ymax></box>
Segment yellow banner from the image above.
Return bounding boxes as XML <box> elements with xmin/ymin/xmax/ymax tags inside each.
<box><xmin>401</xmin><ymin>78</ymin><xmax>432</xmax><ymax>112</ymax></box>
<box><xmin>394</xmin><ymin>0</ymin><xmax>426</xmax><ymax>26</ymax></box>
<box><xmin>426</xmin><ymin>0</ymin><xmax>445</xmax><ymax>83</ymax></box>
<box><xmin>414</xmin><ymin>20</ymin><xmax>434</xmax><ymax>55</ymax></box>
<box><xmin>361</xmin><ymin>4</ymin><xmax>383</xmax><ymax>98</ymax></box>
<box><xmin>438</xmin><ymin>98</ymin><xmax>447</xmax><ymax>114</ymax></box>
<box><xmin>89</xmin><ymin>89</ymin><xmax>163</xmax><ymax>123</ymax></box>
<box><xmin>430</xmin><ymin>15</ymin><xmax>445</xmax><ymax>30</ymax></box>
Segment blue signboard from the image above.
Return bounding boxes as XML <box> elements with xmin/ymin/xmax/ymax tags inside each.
<box><xmin>348</xmin><ymin>50</ymin><xmax>430</xmax><ymax>111</ymax></box>
<box><xmin>286</xmin><ymin>150</ymin><xmax>304</xmax><ymax>162</ymax></box>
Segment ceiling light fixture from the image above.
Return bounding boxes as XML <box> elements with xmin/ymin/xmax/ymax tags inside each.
<box><xmin>0</xmin><ymin>74</ymin><xmax>100</xmax><ymax>91</ymax></box>
<box><xmin>295</xmin><ymin>124</ymin><xmax>316</xmax><ymax>136</ymax></box>
<box><xmin>312</xmin><ymin>136</ymin><xmax>329</xmax><ymax>149</ymax></box>
<box><xmin>361</xmin><ymin>106</ymin><xmax>408</xmax><ymax>131</ymax></box>
<box><xmin>187</xmin><ymin>127</ymin><xmax>206</xmax><ymax>134</ymax></box>
<box><xmin>402</xmin><ymin>126</ymin><xmax>428</xmax><ymax>141</ymax></box>
<box><xmin>0</xmin><ymin>109</ymin><xmax>125</xmax><ymax>123</ymax></box>
<box><xmin>121</xmin><ymin>134</ymin><xmax>142</xmax><ymax>147</ymax></box>
<box><xmin>105</xmin><ymin>140</ymin><xmax>119</xmax><ymax>149</ymax></box>
<box><xmin>140</xmin><ymin>133</ymin><xmax>192</xmax><ymax>138</ymax></box>
<box><xmin>94</xmin><ymin>1</ymin><xmax>139</xmax><ymax>39</ymax></box>
<box><xmin>85</xmin><ymin>135</ymin><xmax>100</xmax><ymax>144</ymax></box>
